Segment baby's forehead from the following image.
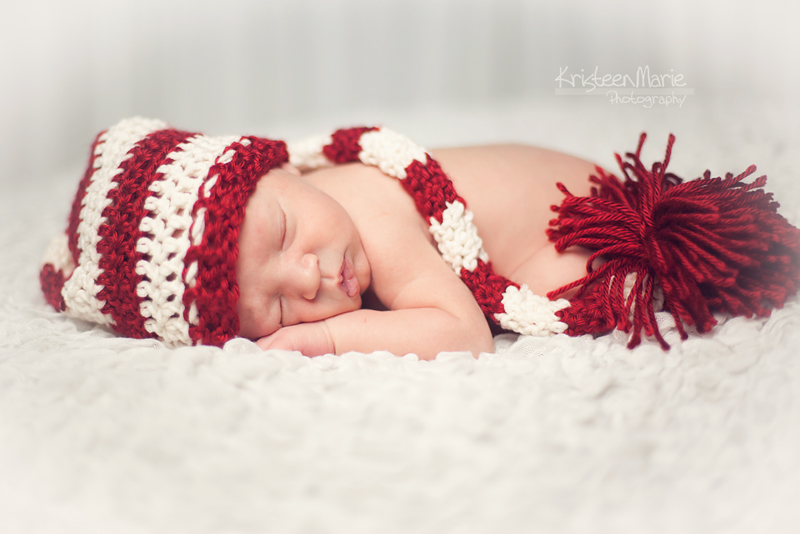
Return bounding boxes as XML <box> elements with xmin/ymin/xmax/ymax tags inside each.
<box><xmin>249</xmin><ymin>169</ymin><xmax>286</xmax><ymax>202</ymax></box>
<box><xmin>240</xmin><ymin>176</ymin><xmax>278</xmax><ymax>228</ymax></box>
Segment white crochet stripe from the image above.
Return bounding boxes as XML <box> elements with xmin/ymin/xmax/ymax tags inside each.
<box><xmin>495</xmin><ymin>285</ymin><xmax>570</xmax><ymax>336</ymax></box>
<box><xmin>42</xmin><ymin>233</ymin><xmax>75</xmax><ymax>277</ymax></box>
<box><xmin>136</xmin><ymin>134</ymin><xmax>242</xmax><ymax>347</ymax></box>
<box><xmin>358</xmin><ymin>128</ymin><xmax>428</xmax><ymax>180</ymax></box>
<box><xmin>288</xmin><ymin>134</ymin><xmax>333</xmax><ymax>171</ymax></box>
<box><xmin>428</xmin><ymin>201</ymin><xmax>489</xmax><ymax>275</ymax></box>
<box><xmin>62</xmin><ymin>117</ymin><xmax>168</xmax><ymax>325</ymax></box>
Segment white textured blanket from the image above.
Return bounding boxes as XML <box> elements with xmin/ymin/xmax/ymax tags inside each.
<box><xmin>2</xmin><ymin>100</ymin><xmax>799</xmax><ymax>533</ymax></box>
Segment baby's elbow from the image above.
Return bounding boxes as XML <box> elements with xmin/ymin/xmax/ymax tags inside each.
<box><xmin>464</xmin><ymin>318</ymin><xmax>495</xmax><ymax>356</ymax></box>
<box><xmin>430</xmin><ymin>312</ymin><xmax>494</xmax><ymax>359</ymax></box>
<box><xmin>476</xmin><ymin>329</ymin><xmax>495</xmax><ymax>356</ymax></box>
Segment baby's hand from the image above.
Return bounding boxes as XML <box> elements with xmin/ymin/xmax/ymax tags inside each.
<box><xmin>255</xmin><ymin>321</ymin><xmax>335</xmax><ymax>356</ymax></box>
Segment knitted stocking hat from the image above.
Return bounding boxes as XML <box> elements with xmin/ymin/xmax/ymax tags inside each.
<box><xmin>40</xmin><ymin>117</ymin><xmax>289</xmax><ymax>347</ymax></box>
<box><xmin>42</xmin><ymin>118</ymin><xmax>800</xmax><ymax>349</ymax></box>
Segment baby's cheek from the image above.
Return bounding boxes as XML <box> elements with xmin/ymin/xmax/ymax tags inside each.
<box><xmin>235</xmin><ymin>298</ymin><xmax>266</xmax><ymax>340</ymax></box>
<box><xmin>236</xmin><ymin>313</ymin><xmax>257</xmax><ymax>340</ymax></box>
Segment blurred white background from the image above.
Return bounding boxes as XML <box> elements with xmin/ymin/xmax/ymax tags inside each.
<box><xmin>1</xmin><ymin>0</ymin><xmax>798</xmax><ymax>188</ymax></box>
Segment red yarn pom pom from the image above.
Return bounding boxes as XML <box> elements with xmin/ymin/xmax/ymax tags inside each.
<box><xmin>547</xmin><ymin>133</ymin><xmax>800</xmax><ymax>349</ymax></box>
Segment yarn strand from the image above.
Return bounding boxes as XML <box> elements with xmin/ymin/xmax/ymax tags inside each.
<box><xmin>547</xmin><ymin>133</ymin><xmax>800</xmax><ymax>349</ymax></box>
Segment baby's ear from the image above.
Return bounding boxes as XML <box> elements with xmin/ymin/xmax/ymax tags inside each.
<box><xmin>281</xmin><ymin>163</ymin><xmax>302</xmax><ymax>176</ymax></box>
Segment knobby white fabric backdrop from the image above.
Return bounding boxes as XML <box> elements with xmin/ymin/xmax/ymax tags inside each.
<box><xmin>2</xmin><ymin>1</ymin><xmax>800</xmax><ymax>533</ymax></box>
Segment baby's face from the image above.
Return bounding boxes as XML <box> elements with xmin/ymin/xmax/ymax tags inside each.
<box><xmin>236</xmin><ymin>165</ymin><xmax>371</xmax><ymax>340</ymax></box>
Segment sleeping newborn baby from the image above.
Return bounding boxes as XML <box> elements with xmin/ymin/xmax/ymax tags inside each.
<box><xmin>40</xmin><ymin>118</ymin><xmax>800</xmax><ymax>358</ymax></box>
<box><xmin>235</xmin><ymin>141</ymin><xmax>597</xmax><ymax>358</ymax></box>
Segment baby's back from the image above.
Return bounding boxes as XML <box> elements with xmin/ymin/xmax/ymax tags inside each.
<box><xmin>428</xmin><ymin>144</ymin><xmax>599</xmax><ymax>280</ymax></box>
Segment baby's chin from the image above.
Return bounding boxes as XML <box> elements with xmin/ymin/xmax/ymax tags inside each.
<box><xmin>343</xmin><ymin>295</ymin><xmax>363</xmax><ymax>315</ymax></box>
<box><xmin>332</xmin><ymin>290</ymin><xmax>364</xmax><ymax>318</ymax></box>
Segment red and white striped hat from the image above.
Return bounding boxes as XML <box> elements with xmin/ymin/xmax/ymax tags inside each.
<box><xmin>41</xmin><ymin>118</ymin><xmax>800</xmax><ymax>350</ymax></box>
<box><xmin>40</xmin><ymin>117</ymin><xmax>288</xmax><ymax>347</ymax></box>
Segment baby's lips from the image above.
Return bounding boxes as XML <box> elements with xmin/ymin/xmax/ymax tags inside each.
<box><xmin>341</xmin><ymin>256</ymin><xmax>359</xmax><ymax>298</ymax></box>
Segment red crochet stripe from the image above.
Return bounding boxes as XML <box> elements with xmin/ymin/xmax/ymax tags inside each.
<box><xmin>460</xmin><ymin>259</ymin><xmax>518</xmax><ymax>317</ymax></box>
<box><xmin>96</xmin><ymin>129</ymin><xmax>195</xmax><ymax>339</ymax></box>
<box><xmin>402</xmin><ymin>158</ymin><xmax>463</xmax><ymax>223</ymax></box>
<box><xmin>40</xmin><ymin>263</ymin><xmax>67</xmax><ymax>312</ymax></box>
<box><xmin>547</xmin><ymin>133</ymin><xmax>800</xmax><ymax>349</ymax></box>
<box><xmin>323</xmin><ymin>127</ymin><xmax>379</xmax><ymax>163</ymax></box>
<box><xmin>183</xmin><ymin>137</ymin><xmax>289</xmax><ymax>346</ymax></box>
<box><xmin>67</xmin><ymin>131</ymin><xmax>104</xmax><ymax>265</ymax></box>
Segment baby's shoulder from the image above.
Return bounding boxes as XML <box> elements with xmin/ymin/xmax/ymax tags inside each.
<box><xmin>429</xmin><ymin>143</ymin><xmax>595</xmax><ymax>188</ymax></box>
<box><xmin>305</xmin><ymin>162</ymin><xmax>426</xmax><ymax>230</ymax></box>
<box><xmin>306</xmin><ymin>162</ymin><xmax>455</xmax><ymax>305</ymax></box>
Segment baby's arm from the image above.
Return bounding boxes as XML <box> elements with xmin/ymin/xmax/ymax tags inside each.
<box><xmin>257</xmin><ymin>306</ymin><xmax>491</xmax><ymax>360</ymax></box>
<box><xmin>328</xmin><ymin>306</ymin><xmax>493</xmax><ymax>360</ymax></box>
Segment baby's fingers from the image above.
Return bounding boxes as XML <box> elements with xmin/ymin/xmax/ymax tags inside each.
<box><xmin>255</xmin><ymin>331</ymin><xmax>284</xmax><ymax>351</ymax></box>
<box><xmin>255</xmin><ymin>323</ymin><xmax>334</xmax><ymax>356</ymax></box>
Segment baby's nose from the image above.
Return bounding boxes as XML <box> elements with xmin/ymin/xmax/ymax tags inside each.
<box><xmin>293</xmin><ymin>253</ymin><xmax>320</xmax><ymax>301</ymax></box>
